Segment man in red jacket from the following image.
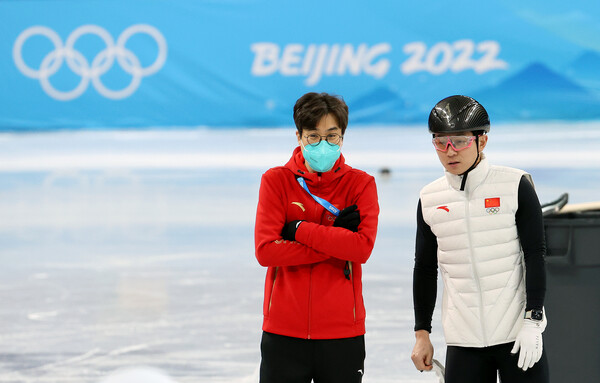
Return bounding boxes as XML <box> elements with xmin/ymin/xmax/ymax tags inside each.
<box><xmin>255</xmin><ymin>92</ymin><xmax>379</xmax><ymax>383</ymax></box>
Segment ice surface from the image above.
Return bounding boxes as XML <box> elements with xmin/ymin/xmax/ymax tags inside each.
<box><xmin>1</xmin><ymin>122</ymin><xmax>599</xmax><ymax>382</ymax></box>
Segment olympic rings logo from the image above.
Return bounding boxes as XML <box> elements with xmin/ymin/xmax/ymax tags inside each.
<box><xmin>13</xmin><ymin>24</ymin><xmax>167</xmax><ymax>101</ymax></box>
<box><xmin>486</xmin><ymin>207</ymin><xmax>500</xmax><ymax>215</ymax></box>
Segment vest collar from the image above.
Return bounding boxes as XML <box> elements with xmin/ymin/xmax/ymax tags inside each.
<box><xmin>445</xmin><ymin>154</ymin><xmax>489</xmax><ymax>192</ymax></box>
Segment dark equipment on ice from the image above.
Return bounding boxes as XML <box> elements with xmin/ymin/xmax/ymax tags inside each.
<box><xmin>542</xmin><ymin>193</ymin><xmax>600</xmax><ymax>383</ymax></box>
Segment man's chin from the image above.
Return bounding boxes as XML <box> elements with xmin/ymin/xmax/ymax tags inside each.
<box><xmin>444</xmin><ymin>166</ymin><xmax>463</xmax><ymax>175</ymax></box>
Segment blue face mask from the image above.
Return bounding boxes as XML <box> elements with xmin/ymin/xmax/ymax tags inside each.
<box><xmin>302</xmin><ymin>141</ymin><xmax>341</xmax><ymax>172</ymax></box>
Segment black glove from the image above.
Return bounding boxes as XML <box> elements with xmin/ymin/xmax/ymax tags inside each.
<box><xmin>281</xmin><ymin>220</ymin><xmax>302</xmax><ymax>241</ymax></box>
<box><xmin>333</xmin><ymin>204</ymin><xmax>360</xmax><ymax>232</ymax></box>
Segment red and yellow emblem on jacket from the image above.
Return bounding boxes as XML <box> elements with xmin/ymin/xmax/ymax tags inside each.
<box><xmin>485</xmin><ymin>197</ymin><xmax>500</xmax><ymax>214</ymax></box>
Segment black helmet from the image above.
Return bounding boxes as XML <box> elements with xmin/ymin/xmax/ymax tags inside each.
<box><xmin>428</xmin><ymin>95</ymin><xmax>490</xmax><ymax>134</ymax></box>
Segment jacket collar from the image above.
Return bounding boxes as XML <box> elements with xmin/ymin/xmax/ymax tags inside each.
<box><xmin>445</xmin><ymin>154</ymin><xmax>490</xmax><ymax>192</ymax></box>
<box><xmin>285</xmin><ymin>146</ymin><xmax>348</xmax><ymax>186</ymax></box>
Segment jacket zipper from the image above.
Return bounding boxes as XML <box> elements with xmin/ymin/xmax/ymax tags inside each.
<box><xmin>307</xmin><ymin>174</ymin><xmax>322</xmax><ymax>339</ymax></box>
<box><xmin>349</xmin><ymin>262</ymin><xmax>356</xmax><ymax>321</ymax></box>
<box><xmin>464</xmin><ymin>189</ymin><xmax>488</xmax><ymax>346</ymax></box>
<box><xmin>268</xmin><ymin>267</ymin><xmax>278</xmax><ymax>313</ymax></box>
<box><xmin>308</xmin><ymin>264</ymin><xmax>313</xmax><ymax>339</ymax></box>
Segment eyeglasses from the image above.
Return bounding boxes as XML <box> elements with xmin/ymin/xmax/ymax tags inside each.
<box><xmin>432</xmin><ymin>135</ymin><xmax>478</xmax><ymax>152</ymax></box>
<box><xmin>304</xmin><ymin>133</ymin><xmax>343</xmax><ymax>146</ymax></box>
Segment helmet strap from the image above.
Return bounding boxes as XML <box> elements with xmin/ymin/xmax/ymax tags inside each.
<box><xmin>459</xmin><ymin>136</ymin><xmax>481</xmax><ymax>191</ymax></box>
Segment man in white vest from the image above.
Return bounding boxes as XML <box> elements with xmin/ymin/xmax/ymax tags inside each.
<box><xmin>410</xmin><ymin>95</ymin><xmax>549</xmax><ymax>382</ymax></box>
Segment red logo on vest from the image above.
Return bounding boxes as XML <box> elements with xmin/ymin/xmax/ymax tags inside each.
<box><xmin>437</xmin><ymin>205</ymin><xmax>449</xmax><ymax>212</ymax></box>
<box><xmin>485</xmin><ymin>198</ymin><xmax>500</xmax><ymax>208</ymax></box>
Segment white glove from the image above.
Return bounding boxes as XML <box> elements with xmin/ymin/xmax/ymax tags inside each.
<box><xmin>511</xmin><ymin>315</ymin><xmax>546</xmax><ymax>371</ymax></box>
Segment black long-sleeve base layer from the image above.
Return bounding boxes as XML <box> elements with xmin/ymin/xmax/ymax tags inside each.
<box><xmin>413</xmin><ymin>175</ymin><xmax>547</xmax><ymax>333</ymax></box>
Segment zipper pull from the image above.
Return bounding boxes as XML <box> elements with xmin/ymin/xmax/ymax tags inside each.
<box><xmin>344</xmin><ymin>261</ymin><xmax>350</xmax><ymax>280</ymax></box>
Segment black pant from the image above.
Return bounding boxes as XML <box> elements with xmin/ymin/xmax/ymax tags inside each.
<box><xmin>446</xmin><ymin>342</ymin><xmax>549</xmax><ymax>383</ymax></box>
<box><xmin>260</xmin><ymin>331</ymin><xmax>365</xmax><ymax>383</ymax></box>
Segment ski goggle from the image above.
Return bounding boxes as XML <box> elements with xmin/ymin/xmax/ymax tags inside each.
<box><xmin>432</xmin><ymin>135</ymin><xmax>478</xmax><ymax>152</ymax></box>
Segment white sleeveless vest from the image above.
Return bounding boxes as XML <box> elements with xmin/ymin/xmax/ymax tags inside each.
<box><xmin>420</xmin><ymin>157</ymin><xmax>528</xmax><ymax>347</ymax></box>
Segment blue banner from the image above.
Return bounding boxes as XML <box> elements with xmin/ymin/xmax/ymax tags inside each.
<box><xmin>1</xmin><ymin>0</ymin><xmax>600</xmax><ymax>131</ymax></box>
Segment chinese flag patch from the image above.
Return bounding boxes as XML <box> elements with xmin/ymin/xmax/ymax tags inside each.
<box><xmin>485</xmin><ymin>197</ymin><xmax>500</xmax><ymax>208</ymax></box>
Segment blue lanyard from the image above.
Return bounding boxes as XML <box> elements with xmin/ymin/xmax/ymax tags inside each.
<box><xmin>296</xmin><ymin>177</ymin><xmax>340</xmax><ymax>217</ymax></box>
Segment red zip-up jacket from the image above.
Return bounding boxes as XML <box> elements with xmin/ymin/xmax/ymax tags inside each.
<box><xmin>255</xmin><ymin>147</ymin><xmax>379</xmax><ymax>339</ymax></box>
